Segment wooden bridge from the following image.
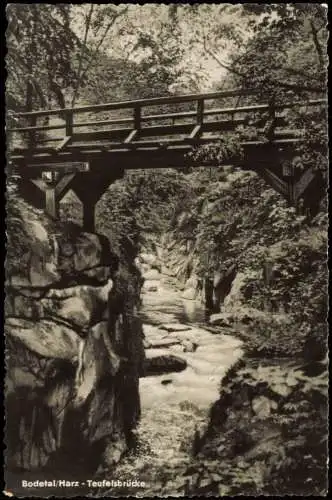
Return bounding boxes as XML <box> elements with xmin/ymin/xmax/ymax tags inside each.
<box><xmin>8</xmin><ymin>88</ymin><xmax>326</xmax><ymax>231</ymax></box>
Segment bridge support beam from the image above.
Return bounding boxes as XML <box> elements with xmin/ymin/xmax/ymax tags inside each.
<box><xmin>71</xmin><ymin>164</ymin><xmax>125</xmax><ymax>233</ymax></box>
<box><xmin>45</xmin><ymin>188</ymin><xmax>59</xmax><ymax>219</ymax></box>
<box><xmin>30</xmin><ymin>173</ymin><xmax>76</xmax><ymax>220</ymax></box>
<box><xmin>82</xmin><ymin>199</ymin><xmax>96</xmax><ymax>233</ymax></box>
<box><xmin>19</xmin><ymin>161</ymin><xmax>124</xmax><ymax>231</ymax></box>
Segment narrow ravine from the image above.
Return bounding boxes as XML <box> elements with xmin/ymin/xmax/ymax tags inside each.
<box><xmin>102</xmin><ymin>271</ymin><xmax>244</xmax><ymax>497</ymax></box>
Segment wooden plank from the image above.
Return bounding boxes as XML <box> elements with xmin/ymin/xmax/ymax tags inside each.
<box><xmin>11</xmin><ymin>137</ymin><xmax>305</xmax><ymax>164</ymax></box>
<box><xmin>140</xmin><ymin>119</ymin><xmax>242</xmax><ymax>135</ymax></box>
<box><xmin>73</xmin><ymin>117</ymin><xmax>133</xmax><ymax>128</ymax></box>
<box><xmin>27</xmin><ymin>161</ymin><xmax>89</xmax><ymax>173</ymax></box>
<box><xmin>257</xmin><ymin>128</ymin><xmax>303</xmax><ymax>137</ymax></box>
<box><xmin>8</xmin><ymin>112</ymin><xmax>287</xmax><ymax>134</ymax></box>
<box><xmin>64</xmin><ymin>119</ymin><xmax>245</xmax><ymax>144</ymax></box>
<box><xmin>31</xmin><ymin>119</ymin><xmax>288</xmax><ymax>148</ymax></box>
<box><xmin>12</xmin><ymin>88</ymin><xmax>256</xmax><ymax>118</ymax></box>
<box><xmin>8</xmin><ymin>123</ymin><xmax>65</xmax><ymax>133</ymax></box>
<box><xmin>39</xmin><ymin>136</ymin><xmax>64</xmax><ymax>143</ymax></box>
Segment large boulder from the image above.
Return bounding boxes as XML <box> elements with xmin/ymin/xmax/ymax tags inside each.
<box><xmin>6</xmin><ymin>217</ymin><xmax>114</xmax><ymax>288</ymax></box>
<box><xmin>40</xmin><ymin>279</ymin><xmax>113</xmax><ymax>329</ymax></box>
<box><xmin>82</xmin><ymin>266</ymin><xmax>113</xmax><ymax>282</ymax></box>
<box><xmin>74</xmin><ymin>321</ymin><xmax>121</xmax><ymax>408</ymax></box>
<box><xmin>213</xmin><ymin>264</ymin><xmax>238</xmax><ymax>309</ymax></box>
<box><xmin>7</xmin><ymin>280</ymin><xmax>113</xmax><ymax>330</ymax></box>
<box><xmin>223</xmin><ymin>272</ymin><xmax>248</xmax><ymax>309</ymax></box>
<box><xmin>55</xmin><ymin>231</ymin><xmax>112</xmax><ymax>275</ymax></box>
<box><xmin>5</xmin><ymin>317</ymin><xmax>82</xmax><ymax>361</ymax></box>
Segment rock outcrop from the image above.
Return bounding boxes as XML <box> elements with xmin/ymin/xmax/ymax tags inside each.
<box><xmin>5</xmin><ymin>199</ymin><xmax>145</xmax><ymax>480</ymax></box>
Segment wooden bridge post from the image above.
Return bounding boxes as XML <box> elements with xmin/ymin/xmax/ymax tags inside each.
<box><xmin>28</xmin><ymin>115</ymin><xmax>37</xmax><ymax>150</ymax></box>
<box><xmin>71</xmin><ymin>164</ymin><xmax>125</xmax><ymax>233</ymax></box>
<box><xmin>134</xmin><ymin>105</ymin><xmax>141</xmax><ymax>130</ymax></box>
<box><xmin>197</xmin><ymin>98</ymin><xmax>204</xmax><ymax>125</ymax></box>
<box><xmin>65</xmin><ymin>110</ymin><xmax>73</xmax><ymax>137</ymax></box>
<box><xmin>45</xmin><ymin>187</ymin><xmax>59</xmax><ymax>219</ymax></box>
<box><xmin>282</xmin><ymin>160</ymin><xmax>295</xmax><ymax>205</ymax></box>
<box><xmin>82</xmin><ymin>199</ymin><xmax>96</xmax><ymax>233</ymax></box>
<box><xmin>266</xmin><ymin>94</ymin><xmax>277</xmax><ymax>140</ymax></box>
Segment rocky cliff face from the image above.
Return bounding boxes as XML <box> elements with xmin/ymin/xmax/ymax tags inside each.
<box><xmin>5</xmin><ymin>198</ymin><xmax>145</xmax><ymax>480</ymax></box>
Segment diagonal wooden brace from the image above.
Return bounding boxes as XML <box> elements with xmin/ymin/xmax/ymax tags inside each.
<box><xmin>261</xmin><ymin>168</ymin><xmax>289</xmax><ymax>198</ymax></box>
<box><xmin>294</xmin><ymin>168</ymin><xmax>315</xmax><ymax>202</ymax></box>
<box><xmin>56</xmin><ymin>136</ymin><xmax>72</xmax><ymax>152</ymax></box>
<box><xmin>124</xmin><ymin>129</ymin><xmax>138</xmax><ymax>144</ymax></box>
<box><xmin>189</xmin><ymin>124</ymin><xmax>202</xmax><ymax>140</ymax></box>
<box><xmin>31</xmin><ymin>173</ymin><xmax>76</xmax><ymax>219</ymax></box>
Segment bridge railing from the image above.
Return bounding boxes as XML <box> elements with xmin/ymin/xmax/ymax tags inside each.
<box><xmin>7</xmin><ymin>88</ymin><xmax>327</xmax><ymax>155</ymax></box>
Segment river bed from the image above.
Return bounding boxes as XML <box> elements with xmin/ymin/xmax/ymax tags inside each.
<box><xmin>106</xmin><ymin>275</ymin><xmax>244</xmax><ymax>497</ymax></box>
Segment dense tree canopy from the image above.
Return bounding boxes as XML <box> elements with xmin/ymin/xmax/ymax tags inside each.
<box><xmin>6</xmin><ymin>4</ymin><xmax>78</xmax><ymax>110</ymax></box>
<box><xmin>6</xmin><ymin>4</ymin><xmax>327</xmax><ymax>105</ymax></box>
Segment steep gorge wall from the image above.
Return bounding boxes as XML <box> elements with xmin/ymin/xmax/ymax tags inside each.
<box><xmin>5</xmin><ymin>198</ymin><xmax>145</xmax><ymax>484</ymax></box>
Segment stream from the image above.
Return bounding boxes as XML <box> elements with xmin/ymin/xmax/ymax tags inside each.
<box><xmin>107</xmin><ymin>272</ymin><xmax>244</xmax><ymax>497</ymax></box>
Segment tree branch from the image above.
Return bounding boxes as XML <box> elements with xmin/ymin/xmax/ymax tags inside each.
<box><xmin>202</xmin><ymin>36</ymin><xmax>324</xmax><ymax>94</ymax></box>
<box><xmin>202</xmin><ymin>36</ymin><xmax>244</xmax><ymax>78</ymax></box>
<box><xmin>283</xmin><ymin>66</ymin><xmax>324</xmax><ymax>81</ymax></box>
<box><xmin>71</xmin><ymin>6</ymin><xmax>129</xmax><ymax>106</ymax></box>
<box><xmin>71</xmin><ymin>4</ymin><xmax>95</xmax><ymax>106</ymax></box>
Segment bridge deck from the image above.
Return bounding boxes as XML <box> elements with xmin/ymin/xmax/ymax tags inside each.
<box><xmin>7</xmin><ymin>89</ymin><xmax>327</xmax><ymax>225</ymax></box>
<box><xmin>8</xmin><ymin>88</ymin><xmax>326</xmax><ymax>168</ymax></box>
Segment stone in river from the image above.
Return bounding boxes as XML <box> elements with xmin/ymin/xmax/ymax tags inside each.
<box><xmin>182</xmin><ymin>340</ymin><xmax>198</xmax><ymax>352</ymax></box>
<box><xmin>209</xmin><ymin>312</ymin><xmax>233</xmax><ymax>327</ymax></box>
<box><xmin>146</xmin><ymin>339</ymin><xmax>181</xmax><ymax>349</ymax></box>
<box><xmin>139</xmin><ymin>252</ymin><xmax>157</xmax><ymax>266</ymax></box>
<box><xmin>181</xmin><ymin>287</ymin><xmax>197</xmax><ymax>300</ymax></box>
<box><xmin>159</xmin><ymin>323</ymin><xmax>192</xmax><ymax>333</ymax></box>
<box><xmin>142</xmin><ymin>269</ymin><xmax>161</xmax><ymax>281</ymax></box>
<box><xmin>141</xmin><ymin>311</ymin><xmax>177</xmax><ymax>326</ymax></box>
<box><xmin>143</xmin><ymin>280</ymin><xmax>159</xmax><ymax>292</ymax></box>
<box><xmin>143</xmin><ymin>352</ymin><xmax>187</xmax><ymax>376</ymax></box>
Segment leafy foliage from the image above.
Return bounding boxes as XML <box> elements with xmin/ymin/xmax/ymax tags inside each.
<box><xmin>6</xmin><ymin>4</ymin><xmax>79</xmax><ymax>110</ymax></box>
